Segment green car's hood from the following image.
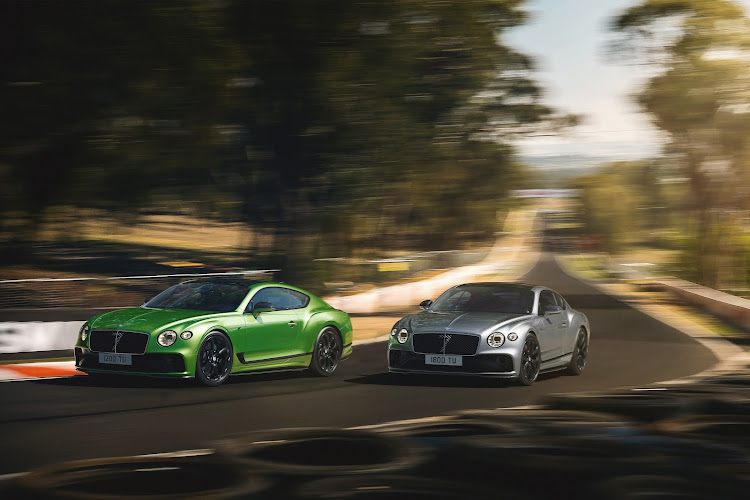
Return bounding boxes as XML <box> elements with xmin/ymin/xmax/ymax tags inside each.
<box><xmin>90</xmin><ymin>307</ymin><xmax>224</xmax><ymax>332</ymax></box>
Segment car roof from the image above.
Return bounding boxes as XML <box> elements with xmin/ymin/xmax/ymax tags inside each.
<box><xmin>454</xmin><ymin>282</ymin><xmax>538</xmax><ymax>291</ymax></box>
<box><xmin>182</xmin><ymin>277</ymin><xmax>269</xmax><ymax>288</ymax></box>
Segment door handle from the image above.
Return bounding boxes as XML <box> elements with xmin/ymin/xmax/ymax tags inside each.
<box><xmin>288</xmin><ymin>321</ymin><xmax>297</xmax><ymax>327</ymax></box>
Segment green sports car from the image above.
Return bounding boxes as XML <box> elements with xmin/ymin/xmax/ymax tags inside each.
<box><xmin>74</xmin><ymin>278</ymin><xmax>353</xmax><ymax>386</ymax></box>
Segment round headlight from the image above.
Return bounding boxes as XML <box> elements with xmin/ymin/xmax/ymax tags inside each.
<box><xmin>180</xmin><ymin>331</ymin><xmax>193</xmax><ymax>340</ymax></box>
<box><xmin>80</xmin><ymin>324</ymin><xmax>90</xmax><ymax>341</ymax></box>
<box><xmin>397</xmin><ymin>328</ymin><xmax>409</xmax><ymax>344</ymax></box>
<box><xmin>157</xmin><ymin>330</ymin><xmax>177</xmax><ymax>347</ymax></box>
<box><xmin>488</xmin><ymin>332</ymin><xmax>505</xmax><ymax>348</ymax></box>
<box><xmin>508</xmin><ymin>332</ymin><xmax>518</xmax><ymax>342</ymax></box>
<box><xmin>391</xmin><ymin>328</ymin><xmax>398</xmax><ymax>337</ymax></box>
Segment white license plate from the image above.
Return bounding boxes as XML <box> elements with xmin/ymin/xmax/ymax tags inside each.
<box><xmin>98</xmin><ymin>352</ymin><xmax>132</xmax><ymax>366</ymax></box>
<box><xmin>425</xmin><ymin>354</ymin><xmax>463</xmax><ymax>367</ymax></box>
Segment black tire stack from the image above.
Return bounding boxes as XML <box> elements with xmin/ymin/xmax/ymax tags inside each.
<box><xmin>4</xmin><ymin>376</ymin><xmax>750</xmax><ymax>499</ymax></box>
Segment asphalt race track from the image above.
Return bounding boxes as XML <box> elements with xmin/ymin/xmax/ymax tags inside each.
<box><xmin>0</xmin><ymin>253</ymin><xmax>718</xmax><ymax>476</ymax></box>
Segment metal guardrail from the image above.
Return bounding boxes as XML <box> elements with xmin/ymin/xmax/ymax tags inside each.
<box><xmin>0</xmin><ymin>270</ymin><xmax>279</xmax><ymax>310</ymax></box>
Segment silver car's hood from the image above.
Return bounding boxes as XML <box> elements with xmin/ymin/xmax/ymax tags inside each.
<box><xmin>410</xmin><ymin>311</ymin><xmax>532</xmax><ymax>334</ymax></box>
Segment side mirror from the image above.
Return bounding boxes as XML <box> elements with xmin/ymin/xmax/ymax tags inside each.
<box><xmin>419</xmin><ymin>300</ymin><xmax>433</xmax><ymax>310</ymax></box>
<box><xmin>251</xmin><ymin>301</ymin><xmax>276</xmax><ymax>318</ymax></box>
<box><xmin>543</xmin><ymin>305</ymin><xmax>563</xmax><ymax>316</ymax></box>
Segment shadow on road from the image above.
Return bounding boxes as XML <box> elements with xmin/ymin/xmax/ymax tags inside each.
<box><xmin>344</xmin><ymin>370</ymin><xmax>569</xmax><ymax>389</ymax></box>
<box><xmin>31</xmin><ymin>369</ymin><xmax>311</xmax><ymax>389</ymax></box>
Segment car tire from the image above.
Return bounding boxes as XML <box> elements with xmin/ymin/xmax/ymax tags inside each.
<box><xmin>309</xmin><ymin>326</ymin><xmax>342</xmax><ymax>377</ymax></box>
<box><xmin>567</xmin><ymin>328</ymin><xmax>588</xmax><ymax>375</ymax></box>
<box><xmin>195</xmin><ymin>331</ymin><xmax>233</xmax><ymax>387</ymax></box>
<box><xmin>518</xmin><ymin>334</ymin><xmax>541</xmax><ymax>386</ymax></box>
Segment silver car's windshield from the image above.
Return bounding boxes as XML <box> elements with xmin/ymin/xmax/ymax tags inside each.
<box><xmin>431</xmin><ymin>286</ymin><xmax>534</xmax><ymax>314</ymax></box>
<box><xmin>144</xmin><ymin>282</ymin><xmax>249</xmax><ymax>312</ymax></box>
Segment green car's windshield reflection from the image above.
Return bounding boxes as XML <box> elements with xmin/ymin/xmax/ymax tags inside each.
<box><xmin>143</xmin><ymin>282</ymin><xmax>249</xmax><ymax>313</ymax></box>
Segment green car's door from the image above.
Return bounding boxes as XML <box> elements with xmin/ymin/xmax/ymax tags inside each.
<box><xmin>238</xmin><ymin>286</ymin><xmax>310</xmax><ymax>368</ymax></box>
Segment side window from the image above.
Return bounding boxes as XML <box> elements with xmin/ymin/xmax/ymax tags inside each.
<box><xmin>246</xmin><ymin>288</ymin><xmax>274</xmax><ymax>313</ymax></box>
<box><xmin>285</xmin><ymin>289</ymin><xmax>310</xmax><ymax>310</ymax></box>
<box><xmin>552</xmin><ymin>292</ymin><xmax>567</xmax><ymax>310</ymax></box>
<box><xmin>246</xmin><ymin>287</ymin><xmax>310</xmax><ymax>312</ymax></box>
<box><xmin>539</xmin><ymin>290</ymin><xmax>556</xmax><ymax>314</ymax></box>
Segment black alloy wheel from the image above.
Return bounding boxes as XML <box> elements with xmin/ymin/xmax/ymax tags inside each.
<box><xmin>518</xmin><ymin>334</ymin><xmax>541</xmax><ymax>386</ymax></box>
<box><xmin>568</xmin><ymin>328</ymin><xmax>588</xmax><ymax>375</ymax></box>
<box><xmin>310</xmin><ymin>327</ymin><xmax>342</xmax><ymax>377</ymax></box>
<box><xmin>196</xmin><ymin>332</ymin><xmax>233</xmax><ymax>386</ymax></box>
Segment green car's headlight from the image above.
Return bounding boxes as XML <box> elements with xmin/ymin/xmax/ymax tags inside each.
<box><xmin>397</xmin><ymin>328</ymin><xmax>409</xmax><ymax>344</ymax></box>
<box><xmin>180</xmin><ymin>331</ymin><xmax>193</xmax><ymax>340</ymax></box>
<box><xmin>79</xmin><ymin>324</ymin><xmax>90</xmax><ymax>342</ymax></box>
<box><xmin>157</xmin><ymin>330</ymin><xmax>178</xmax><ymax>347</ymax></box>
<box><xmin>488</xmin><ymin>332</ymin><xmax>505</xmax><ymax>348</ymax></box>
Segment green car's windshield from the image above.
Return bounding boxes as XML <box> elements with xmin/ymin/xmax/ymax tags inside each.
<box><xmin>144</xmin><ymin>282</ymin><xmax>249</xmax><ymax>312</ymax></box>
<box><xmin>431</xmin><ymin>285</ymin><xmax>534</xmax><ymax>315</ymax></box>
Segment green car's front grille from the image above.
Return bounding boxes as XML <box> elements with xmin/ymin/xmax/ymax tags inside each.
<box><xmin>77</xmin><ymin>350</ymin><xmax>186</xmax><ymax>374</ymax></box>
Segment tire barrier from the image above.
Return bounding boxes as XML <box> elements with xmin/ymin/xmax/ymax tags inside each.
<box><xmin>701</xmin><ymin>373</ymin><xmax>750</xmax><ymax>388</ymax></box>
<box><xmin>455</xmin><ymin>408</ymin><xmax>632</xmax><ymax>437</ymax></box>
<box><xmin>3</xmin><ymin>455</ymin><xmax>268</xmax><ymax>500</ymax></box>
<box><xmin>588</xmin><ymin>474</ymin><xmax>730</xmax><ymax>500</ymax></box>
<box><xmin>540</xmin><ymin>387</ymin><xmax>750</xmax><ymax>423</ymax></box>
<box><xmin>650</xmin><ymin>414</ymin><xmax>750</xmax><ymax>451</ymax></box>
<box><xmin>292</xmin><ymin>475</ymin><xmax>496</xmax><ymax>500</ymax></box>
<box><xmin>213</xmin><ymin>428</ymin><xmax>424</xmax><ymax>477</ymax></box>
<box><xmin>7</xmin><ymin>376</ymin><xmax>750</xmax><ymax>499</ymax></box>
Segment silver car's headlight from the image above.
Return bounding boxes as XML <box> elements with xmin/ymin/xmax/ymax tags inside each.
<box><xmin>507</xmin><ymin>332</ymin><xmax>518</xmax><ymax>341</ymax></box>
<box><xmin>79</xmin><ymin>324</ymin><xmax>90</xmax><ymax>342</ymax></box>
<box><xmin>488</xmin><ymin>332</ymin><xmax>505</xmax><ymax>348</ymax></box>
<box><xmin>157</xmin><ymin>330</ymin><xmax>178</xmax><ymax>347</ymax></box>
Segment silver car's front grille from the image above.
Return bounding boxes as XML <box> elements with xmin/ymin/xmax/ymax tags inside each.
<box><xmin>90</xmin><ymin>330</ymin><xmax>149</xmax><ymax>354</ymax></box>
<box><xmin>412</xmin><ymin>333</ymin><xmax>479</xmax><ymax>355</ymax></box>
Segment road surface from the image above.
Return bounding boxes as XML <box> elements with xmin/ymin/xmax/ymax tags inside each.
<box><xmin>0</xmin><ymin>253</ymin><xmax>717</xmax><ymax>475</ymax></box>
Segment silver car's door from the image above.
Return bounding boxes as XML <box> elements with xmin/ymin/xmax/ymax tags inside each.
<box><xmin>537</xmin><ymin>290</ymin><xmax>566</xmax><ymax>360</ymax></box>
<box><xmin>553</xmin><ymin>291</ymin><xmax>578</xmax><ymax>354</ymax></box>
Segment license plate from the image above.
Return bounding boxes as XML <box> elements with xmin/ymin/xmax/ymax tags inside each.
<box><xmin>425</xmin><ymin>354</ymin><xmax>463</xmax><ymax>367</ymax></box>
<box><xmin>98</xmin><ymin>352</ymin><xmax>132</xmax><ymax>366</ymax></box>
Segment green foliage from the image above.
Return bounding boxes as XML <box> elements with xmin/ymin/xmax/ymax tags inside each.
<box><xmin>611</xmin><ymin>0</ymin><xmax>750</xmax><ymax>288</ymax></box>
<box><xmin>1</xmin><ymin>1</ymin><xmax>562</xmax><ymax>287</ymax></box>
<box><xmin>574</xmin><ymin>161</ymin><xmax>664</xmax><ymax>254</ymax></box>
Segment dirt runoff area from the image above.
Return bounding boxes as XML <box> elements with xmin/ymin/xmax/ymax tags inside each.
<box><xmin>350</xmin><ymin>314</ymin><xmax>411</xmax><ymax>342</ymax></box>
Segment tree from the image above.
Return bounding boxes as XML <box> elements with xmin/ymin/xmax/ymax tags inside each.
<box><xmin>1</xmin><ymin>1</ymin><xmax>569</xmax><ymax>290</ymax></box>
<box><xmin>612</xmin><ymin>0</ymin><xmax>750</xmax><ymax>287</ymax></box>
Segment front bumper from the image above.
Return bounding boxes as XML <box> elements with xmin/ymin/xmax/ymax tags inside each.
<box><xmin>75</xmin><ymin>347</ymin><xmax>188</xmax><ymax>377</ymax></box>
<box><xmin>388</xmin><ymin>349</ymin><xmax>516</xmax><ymax>377</ymax></box>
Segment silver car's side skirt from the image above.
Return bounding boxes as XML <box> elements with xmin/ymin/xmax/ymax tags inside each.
<box><xmin>539</xmin><ymin>353</ymin><xmax>573</xmax><ymax>374</ymax></box>
<box><xmin>388</xmin><ymin>367</ymin><xmax>517</xmax><ymax>378</ymax></box>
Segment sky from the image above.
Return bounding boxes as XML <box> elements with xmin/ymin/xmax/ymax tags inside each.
<box><xmin>505</xmin><ymin>0</ymin><xmax>750</xmax><ymax>160</ymax></box>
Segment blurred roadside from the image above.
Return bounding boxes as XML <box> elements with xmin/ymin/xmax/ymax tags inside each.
<box><xmin>559</xmin><ymin>252</ymin><xmax>750</xmax><ymax>346</ymax></box>
<box><xmin>0</xmin><ymin>204</ymin><xmax>544</xmax><ymax>361</ymax></box>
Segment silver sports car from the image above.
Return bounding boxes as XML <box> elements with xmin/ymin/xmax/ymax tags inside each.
<box><xmin>387</xmin><ymin>282</ymin><xmax>590</xmax><ymax>385</ymax></box>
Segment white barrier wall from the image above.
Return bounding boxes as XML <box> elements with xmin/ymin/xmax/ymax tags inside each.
<box><xmin>0</xmin><ymin>322</ymin><xmax>83</xmax><ymax>354</ymax></box>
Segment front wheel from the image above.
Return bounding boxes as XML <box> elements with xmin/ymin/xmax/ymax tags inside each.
<box><xmin>567</xmin><ymin>328</ymin><xmax>588</xmax><ymax>375</ymax></box>
<box><xmin>195</xmin><ymin>332</ymin><xmax>233</xmax><ymax>386</ymax></box>
<box><xmin>518</xmin><ymin>334</ymin><xmax>541</xmax><ymax>386</ymax></box>
<box><xmin>309</xmin><ymin>327</ymin><xmax>342</xmax><ymax>377</ymax></box>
